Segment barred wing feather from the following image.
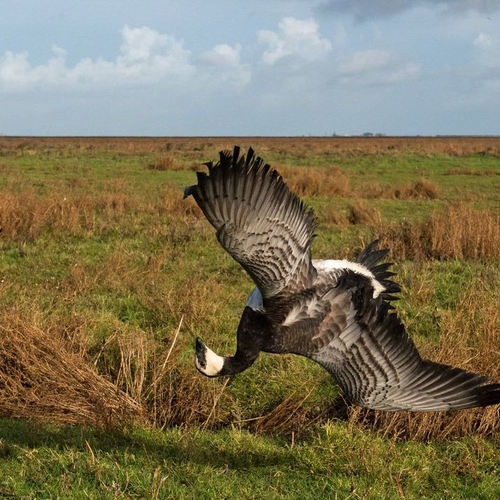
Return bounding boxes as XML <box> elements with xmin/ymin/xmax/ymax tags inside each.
<box><xmin>185</xmin><ymin>146</ymin><xmax>317</xmax><ymax>298</ymax></box>
<box><xmin>313</xmin><ymin>287</ymin><xmax>500</xmax><ymax>411</ymax></box>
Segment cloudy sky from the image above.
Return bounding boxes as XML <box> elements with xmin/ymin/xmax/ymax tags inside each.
<box><xmin>1</xmin><ymin>0</ymin><xmax>499</xmax><ymax>136</ymax></box>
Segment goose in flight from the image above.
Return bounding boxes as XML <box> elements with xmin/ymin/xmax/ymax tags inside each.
<box><xmin>184</xmin><ymin>146</ymin><xmax>500</xmax><ymax>412</ymax></box>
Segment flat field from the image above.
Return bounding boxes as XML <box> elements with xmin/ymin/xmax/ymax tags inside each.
<box><xmin>1</xmin><ymin>136</ymin><xmax>500</xmax><ymax>499</ymax></box>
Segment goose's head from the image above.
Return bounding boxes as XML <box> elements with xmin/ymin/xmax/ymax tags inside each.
<box><xmin>195</xmin><ymin>337</ymin><xmax>225</xmax><ymax>377</ymax></box>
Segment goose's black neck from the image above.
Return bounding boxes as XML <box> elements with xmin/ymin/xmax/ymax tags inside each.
<box><xmin>219</xmin><ymin>306</ymin><xmax>274</xmax><ymax>375</ymax></box>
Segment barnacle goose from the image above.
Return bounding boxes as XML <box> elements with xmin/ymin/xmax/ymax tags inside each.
<box><xmin>184</xmin><ymin>146</ymin><xmax>500</xmax><ymax>412</ymax></box>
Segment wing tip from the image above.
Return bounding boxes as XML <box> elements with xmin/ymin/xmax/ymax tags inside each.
<box><xmin>355</xmin><ymin>239</ymin><xmax>402</xmax><ymax>301</ymax></box>
<box><xmin>470</xmin><ymin>382</ymin><xmax>500</xmax><ymax>408</ymax></box>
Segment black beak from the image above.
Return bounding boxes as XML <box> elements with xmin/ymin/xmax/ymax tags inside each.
<box><xmin>195</xmin><ymin>337</ymin><xmax>207</xmax><ymax>369</ymax></box>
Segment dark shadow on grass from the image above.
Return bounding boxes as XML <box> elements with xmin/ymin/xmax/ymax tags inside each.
<box><xmin>0</xmin><ymin>417</ymin><xmax>298</xmax><ymax>470</ymax></box>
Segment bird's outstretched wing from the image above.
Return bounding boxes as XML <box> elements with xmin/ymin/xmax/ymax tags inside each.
<box><xmin>184</xmin><ymin>146</ymin><xmax>317</xmax><ymax>298</ymax></box>
<box><xmin>311</xmin><ymin>282</ymin><xmax>500</xmax><ymax>412</ymax></box>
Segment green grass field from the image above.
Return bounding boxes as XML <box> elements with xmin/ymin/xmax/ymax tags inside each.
<box><xmin>1</xmin><ymin>136</ymin><xmax>500</xmax><ymax>498</ymax></box>
<box><xmin>2</xmin><ymin>419</ymin><xmax>499</xmax><ymax>499</ymax></box>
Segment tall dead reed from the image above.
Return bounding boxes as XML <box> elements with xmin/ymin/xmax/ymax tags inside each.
<box><xmin>110</xmin><ymin>317</ymin><xmax>227</xmax><ymax>429</ymax></box>
<box><xmin>279</xmin><ymin>165</ymin><xmax>350</xmax><ymax>197</ymax></box>
<box><xmin>0</xmin><ymin>183</ymin><xmax>202</xmax><ymax>246</ymax></box>
<box><xmin>243</xmin><ymin>387</ymin><xmax>332</xmax><ymax>438</ymax></box>
<box><xmin>357</xmin><ymin>178</ymin><xmax>441</xmax><ymax>200</ymax></box>
<box><xmin>146</xmin><ymin>156</ymin><xmax>178</xmax><ymax>171</ymax></box>
<box><xmin>348</xmin><ymin>200</ymin><xmax>381</xmax><ymax>225</ymax></box>
<box><xmin>377</xmin><ymin>203</ymin><xmax>500</xmax><ymax>262</ymax></box>
<box><xmin>0</xmin><ymin>307</ymin><xmax>234</xmax><ymax>431</ymax></box>
<box><xmin>0</xmin><ymin>313</ymin><xmax>143</xmax><ymax>428</ymax></box>
<box><xmin>0</xmin><ymin>189</ymin><xmax>136</xmax><ymax>244</ymax></box>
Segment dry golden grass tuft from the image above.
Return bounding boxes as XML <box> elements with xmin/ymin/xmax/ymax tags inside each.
<box><xmin>348</xmin><ymin>200</ymin><xmax>381</xmax><ymax>225</ymax></box>
<box><xmin>0</xmin><ymin>313</ymin><xmax>143</xmax><ymax>428</ymax></box>
<box><xmin>0</xmin><ymin>308</ymin><xmax>231</xmax><ymax>431</ymax></box>
<box><xmin>355</xmin><ymin>181</ymin><xmax>392</xmax><ymax>199</ymax></box>
<box><xmin>146</xmin><ymin>155</ymin><xmax>177</xmax><ymax>171</ymax></box>
<box><xmin>0</xmin><ymin>189</ymin><xmax>137</xmax><ymax>243</ymax></box>
<box><xmin>98</xmin><ymin>319</ymin><xmax>227</xmax><ymax>429</ymax></box>
<box><xmin>0</xmin><ymin>183</ymin><xmax>202</xmax><ymax>246</ymax></box>
<box><xmin>395</xmin><ymin>179</ymin><xmax>441</xmax><ymax>200</ymax></box>
<box><xmin>356</xmin><ymin>178</ymin><xmax>441</xmax><ymax>200</ymax></box>
<box><xmin>243</xmin><ymin>387</ymin><xmax>332</xmax><ymax>439</ymax></box>
<box><xmin>279</xmin><ymin>165</ymin><xmax>351</xmax><ymax>197</ymax></box>
<box><xmin>146</xmin><ymin>155</ymin><xmax>196</xmax><ymax>171</ymax></box>
<box><xmin>377</xmin><ymin>203</ymin><xmax>500</xmax><ymax>262</ymax></box>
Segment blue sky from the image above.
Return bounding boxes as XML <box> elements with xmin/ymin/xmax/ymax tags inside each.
<box><xmin>1</xmin><ymin>0</ymin><xmax>499</xmax><ymax>136</ymax></box>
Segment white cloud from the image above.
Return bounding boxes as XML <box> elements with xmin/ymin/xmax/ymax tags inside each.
<box><xmin>1</xmin><ymin>9</ymin><xmax>498</xmax><ymax>136</ymax></box>
<box><xmin>199</xmin><ymin>43</ymin><xmax>251</xmax><ymax>87</ymax></box>
<box><xmin>258</xmin><ymin>17</ymin><xmax>332</xmax><ymax>65</ymax></box>
<box><xmin>116</xmin><ymin>25</ymin><xmax>193</xmax><ymax>79</ymax></box>
<box><xmin>339</xmin><ymin>50</ymin><xmax>421</xmax><ymax>85</ymax></box>
<box><xmin>0</xmin><ymin>25</ymin><xmax>194</xmax><ymax>92</ymax></box>
<box><xmin>0</xmin><ymin>46</ymin><xmax>67</xmax><ymax>89</ymax></box>
<box><xmin>339</xmin><ymin>49</ymin><xmax>392</xmax><ymax>74</ymax></box>
<box><xmin>473</xmin><ymin>32</ymin><xmax>493</xmax><ymax>49</ymax></box>
<box><xmin>201</xmin><ymin>44</ymin><xmax>242</xmax><ymax>67</ymax></box>
<box><xmin>119</xmin><ymin>25</ymin><xmax>170</xmax><ymax>63</ymax></box>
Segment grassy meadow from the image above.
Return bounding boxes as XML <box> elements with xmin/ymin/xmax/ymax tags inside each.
<box><xmin>1</xmin><ymin>136</ymin><xmax>500</xmax><ymax>498</ymax></box>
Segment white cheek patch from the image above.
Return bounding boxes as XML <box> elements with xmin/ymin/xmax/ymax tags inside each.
<box><xmin>197</xmin><ymin>345</ymin><xmax>225</xmax><ymax>377</ymax></box>
<box><xmin>313</xmin><ymin>259</ymin><xmax>386</xmax><ymax>298</ymax></box>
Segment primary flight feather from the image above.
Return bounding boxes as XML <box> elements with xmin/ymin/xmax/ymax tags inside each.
<box><xmin>184</xmin><ymin>146</ymin><xmax>500</xmax><ymax>412</ymax></box>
